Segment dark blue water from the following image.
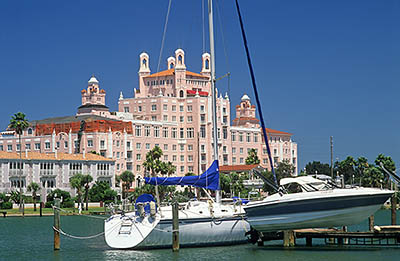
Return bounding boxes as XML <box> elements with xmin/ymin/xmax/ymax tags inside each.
<box><xmin>0</xmin><ymin>210</ymin><xmax>399</xmax><ymax>260</ymax></box>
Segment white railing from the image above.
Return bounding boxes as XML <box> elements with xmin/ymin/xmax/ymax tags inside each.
<box><xmin>97</xmin><ymin>170</ymin><xmax>112</xmax><ymax>177</ymax></box>
<box><xmin>69</xmin><ymin>170</ymin><xmax>82</xmax><ymax>176</ymax></box>
<box><xmin>243</xmin><ymin>179</ymin><xmax>264</xmax><ymax>188</ymax></box>
<box><xmin>40</xmin><ymin>170</ymin><xmax>54</xmax><ymax>176</ymax></box>
<box><xmin>9</xmin><ymin>169</ymin><xmax>26</xmax><ymax>177</ymax></box>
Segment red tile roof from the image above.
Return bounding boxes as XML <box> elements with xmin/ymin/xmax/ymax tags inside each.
<box><xmin>265</xmin><ymin>128</ymin><xmax>292</xmax><ymax>135</ymax></box>
<box><xmin>233</xmin><ymin>117</ymin><xmax>259</xmax><ymax>122</ymax></box>
<box><xmin>220</xmin><ymin>164</ymin><xmax>259</xmax><ymax>173</ymax></box>
<box><xmin>35</xmin><ymin>119</ymin><xmax>133</xmax><ymax>135</ymax></box>
<box><xmin>186</xmin><ymin>71</ymin><xmax>209</xmax><ymax>78</ymax></box>
<box><xmin>145</xmin><ymin>69</ymin><xmax>174</xmax><ymax>78</ymax></box>
<box><xmin>144</xmin><ymin>69</ymin><xmax>209</xmax><ymax>79</ymax></box>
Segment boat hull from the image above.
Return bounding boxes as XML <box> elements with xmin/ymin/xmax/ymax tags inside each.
<box><xmin>137</xmin><ymin>216</ymin><xmax>249</xmax><ymax>249</ymax></box>
<box><xmin>105</xmin><ymin>202</ymin><xmax>250</xmax><ymax>249</ymax></box>
<box><xmin>244</xmin><ymin>189</ymin><xmax>393</xmax><ymax>233</ymax></box>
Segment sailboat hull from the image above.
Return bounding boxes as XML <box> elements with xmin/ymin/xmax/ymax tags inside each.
<box><xmin>137</xmin><ymin>216</ymin><xmax>249</xmax><ymax>249</ymax></box>
<box><xmin>244</xmin><ymin>188</ymin><xmax>393</xmax><ymax>233</ymax></box>
<box><xmin>105</xmin><ymin>202</ymin><xmax>250</xmax><ymax>249</ymax></box>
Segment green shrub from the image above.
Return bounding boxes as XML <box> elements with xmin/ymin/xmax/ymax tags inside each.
<box><xmin>47</xmin><ymin>189</ymin><xmax>72</xmax><ymax>203</ymax></box>
<box><xmin>45</xmin><ymin>202</ymin><xmax>53</xmax><ymax>208</ymax></box>
<box><xmin>0</xmin><ymin>201</ymin><xmax>13</xmax><ymax>209</ymax></box>
<box><xmin>62</xmin><ymin>200</ymin><xmax>74</xmax><ymax>208</ymax></box>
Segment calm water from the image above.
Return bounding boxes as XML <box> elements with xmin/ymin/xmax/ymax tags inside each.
<box><xmin>0</xmin><ymin>210</ymin><xmax>399</xmax><ymax>261</ymax></box>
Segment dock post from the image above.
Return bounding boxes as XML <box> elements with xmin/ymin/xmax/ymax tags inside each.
<box><xmin>22</xmin><ymin>199</ymin><xmax>25</xmax><ymax>217</ymax></box>
<box><xmin>40</xmin><ymin>202</ymin><xmax>43</xmax><ymax>217</ymax></box>
<box><xmin>306</xmin><ymin>236</ymin><xmax>312</xmax><ymax>246</ymax></box>
<box><xmin>172</xmin><ymin>201</ymin><xmax>179</xmax><ymax>252</ymax></box>
<box><xmin>54</xmin><ymin>198</ymin><xmax>60</xmax><ymax>251</ymax></box>
<box><xmin>369</xmin><ymin>215</ymin><xmax>374</xmax><ymax>231</ymax></box>
<box><xmin>283</xmin><ymin>230</ymin><xmax>295</xmax><ymax>247</ymax></box>
<box><xmin>342</xmin><ymin>226</ymin><xmax>348</xmax><ymax>244</ymax></box>
<box><xmin>391</xmin><ymin>194</ymin><xmax>397</xmax><ymax>225</ymax></box>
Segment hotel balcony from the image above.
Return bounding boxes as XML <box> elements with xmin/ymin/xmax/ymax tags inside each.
<box><xmin>40</xmin><ymin>170</ymin><xmax>55</xmax><ymax>176</ymax></box>
<box><xmin>9</xmin><ymin>169</ymin><xmax>27</xmax><ymax>177</ymax></box>
<box><xmin>97</xmin><ymin>170</ymin><xmax>112</xmax><ymax>177</ymax></box>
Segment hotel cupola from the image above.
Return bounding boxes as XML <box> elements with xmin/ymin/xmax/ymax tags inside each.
<box><xmin>77</xmin><ymin>75</ymin><xmax>109</xmax><ymax>115</ymax></box>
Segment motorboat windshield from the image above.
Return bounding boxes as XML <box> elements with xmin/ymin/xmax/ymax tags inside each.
<box><xmin>280</xmin><ymin>176</ymin><xmax>333</xmax><ymax>192</ymax></box>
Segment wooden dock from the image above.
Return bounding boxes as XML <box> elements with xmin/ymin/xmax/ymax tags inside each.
<box><xmin>258</xmin><ymin>226</ymin><xmax>400</xmax><ymax>246</ymax></box>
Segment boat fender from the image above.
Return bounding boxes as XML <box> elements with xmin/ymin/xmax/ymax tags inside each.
<box><xmin>374</xmin><ymin>226</ymin><xmax>382</xmax><ymax>232</ymax></box>
<box><xmin>137</xmin><ymin>203</ymin><xmax>145</xmax><ymax>217</ymax></box>
<box><xmin>208</xmin><ymin>200</ymin><xmax>214</xmax><ymax>216</ymax></box>
<box><xmin>149</xmin><ymin>201</ymin><xmax>156</xmax><ymax>217</ymax></box>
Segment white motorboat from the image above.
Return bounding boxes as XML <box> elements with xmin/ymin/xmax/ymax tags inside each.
<box><xmin>244</xmin><ymin>176</ymin><xmax>394</xmax><ymax>233</ymax></box>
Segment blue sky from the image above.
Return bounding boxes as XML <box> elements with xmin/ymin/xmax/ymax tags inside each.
<box><xmin>0</xmin><ymin>0</ymin><xmax>399</xmax><ymax>171</ymax></box>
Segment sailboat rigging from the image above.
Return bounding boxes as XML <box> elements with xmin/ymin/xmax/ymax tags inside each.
<box><xmin>104</xmin><ymin>0</ymin><xmax>249</xmax><ymax>249</ymax></box>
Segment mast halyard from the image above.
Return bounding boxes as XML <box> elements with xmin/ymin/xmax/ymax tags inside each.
<box><xmin>208</xmin><ymin>0</ymin><xmax>221</xmax><ymax>203</ymax></box>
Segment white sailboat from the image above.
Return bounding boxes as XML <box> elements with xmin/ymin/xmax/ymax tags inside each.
<box><xmin>104</xmin><ymin>0</ymin><xmax>249</xmax><ymax>249</ymax></box>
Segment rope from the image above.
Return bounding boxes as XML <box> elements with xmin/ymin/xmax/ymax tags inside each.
<box><xmin>234</xmin><ymin>0</ymin><xmax>278</xmax><ymax>186</ymax></box>
<box><xmin>53</xmin><ymin>226</ymin><xmax>105</xmax><ymax>240</ymax></box>
<box><xmin>156</xmin><ymin>0</ymin><xmax>172</xmax><ymax>75</ymax></box>
<box><xmin>202</xmin><ymin>0</ymin><xmax>206</xmax><ymax>53</ymax></box>
<box><xmin>215</xmin><ymin>0</ymin><xmax>231</xmax><ymax>96</ymax></box>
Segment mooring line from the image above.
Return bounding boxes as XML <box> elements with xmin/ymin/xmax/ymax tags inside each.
<box><xmin>53</xmin><ymin>226</ymin><xmax>105</xmax><ymax>240</ymax></box>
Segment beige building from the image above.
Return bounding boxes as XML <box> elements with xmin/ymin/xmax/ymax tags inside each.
<box><xmin>0</xmin><ymin>151</ymin><xmax>115</xmax><ymax>194</ymax></box>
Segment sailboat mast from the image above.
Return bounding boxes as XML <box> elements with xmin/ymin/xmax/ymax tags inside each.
<box><xmin>208</xmin><ymin>0</ymin><xmax>221</xmax><ymax>203</ymax></box>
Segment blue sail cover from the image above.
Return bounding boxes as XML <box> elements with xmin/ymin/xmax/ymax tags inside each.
<box><xmin>144</xmin><ymin>160</ymin><xmax>220</xmax><ymax>190</ymax></box>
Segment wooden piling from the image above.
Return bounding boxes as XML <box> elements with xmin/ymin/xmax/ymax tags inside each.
<box><xmin>40</xmin><ymin>202</ymin><xmax>43</xmax><ymax>217</ymax></box>
<box><xmin>172</xmin><ymin>201</ymin><xmax>179</xmax><ymax>252</ymax></box>
<box><xmin>391</xmin><ymin>194</ymin><xmax>397</xmax><ymax>226</ymax></box>
<box><xmin>342</xmin><ymin>226</ymin><xmax>348</xmax><ymax>244</ymax></box>
<box><xmin>306</xmin><ymin>236</ymin><xmax>312</xmax><ymax>246</ymax></box>
<box><xmin>283</xmin><ymin>230</ymin><xmax>295</xmax><ymax>247</ymax></box>
<box><xmin>54</xmin><ymin>198</ymin><xmax>60</xmax><ymax>251</ymax></box>
<box><xmin>369</xmin><ymin>215</ymin><xmax>374</xmax><ymax>231</ymax></box>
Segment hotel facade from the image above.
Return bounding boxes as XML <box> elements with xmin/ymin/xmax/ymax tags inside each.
<box><xmin>0</xmin><ymin>151</ymin><xmax>115</xmax><ymax>194</ymax></box>
<box><xmin>0</xmin><ymin>48</ymin><xmax>297</xmax><ymax>191</ymax></box>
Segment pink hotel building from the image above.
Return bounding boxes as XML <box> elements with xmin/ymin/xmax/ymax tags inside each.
<box><xmin>0</xmin><ymin>48</ymin><xmax>297</xmax><ymax>189</ymax></box>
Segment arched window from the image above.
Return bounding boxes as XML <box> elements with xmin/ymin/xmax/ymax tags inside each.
<box><xmin>142</xmin><ymin>58</ymin><xmax>147</xmax><ymax>68</ymax></box>
<box><xmin>179</xmin><ymin>90</ymin><xmax>184</xmax><ymax>98</ymax></box>
<box><xmin>27</xmin><ymin>128</ymin><xmax>33</xmax><ymax>135</ymax></box>
<box><xmin>178</xmin><ymin>55</ymin><xmax>183</xmax><ymax>65</ymax></box>
<box><xmin>169</xmin><ymin>62</ymin><xmax>174</xmax><ymax>69</ymax></box>
<box><xmin>205</xmin><ymin>59</ymin><xmax>209</xmax><ymax>70</ymax></box>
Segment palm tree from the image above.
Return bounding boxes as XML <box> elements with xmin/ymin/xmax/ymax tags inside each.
<box><xmin>166</xmin><ymin>162</ymin><xmax>176</xmax><ymax>176</ymax></box>
<box><xmin>143</xmin><ymin>146</ymin><xmax>164</xmax><ymax>205</ymax></box>
<box><xmin>27</xmin><ymin>182</ymin><xmax>40</xmax><ymax>211</ymax></box>
<box><xmin>9</xmin><ymin>112</ymin><xmax>29</xmax><ymax>210</ymax></box>
<box><xmin>120</xmin><ymin>171</ymin><xmax>135</xmax><ymax>199</ymax></box>
<box><xmin>82</xmin><ymin>174</ymin><xmax>93</xmax><ymax>211</ymax></box>
<box><xmin>70</xmin><ymin>173</ymin><xmax>84</xmax><ymax>211</ymax></box>
<box><xmin>245</xmin><ymin>148</ymin><xmax>260</xmax><ymax>165</ymax></box>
